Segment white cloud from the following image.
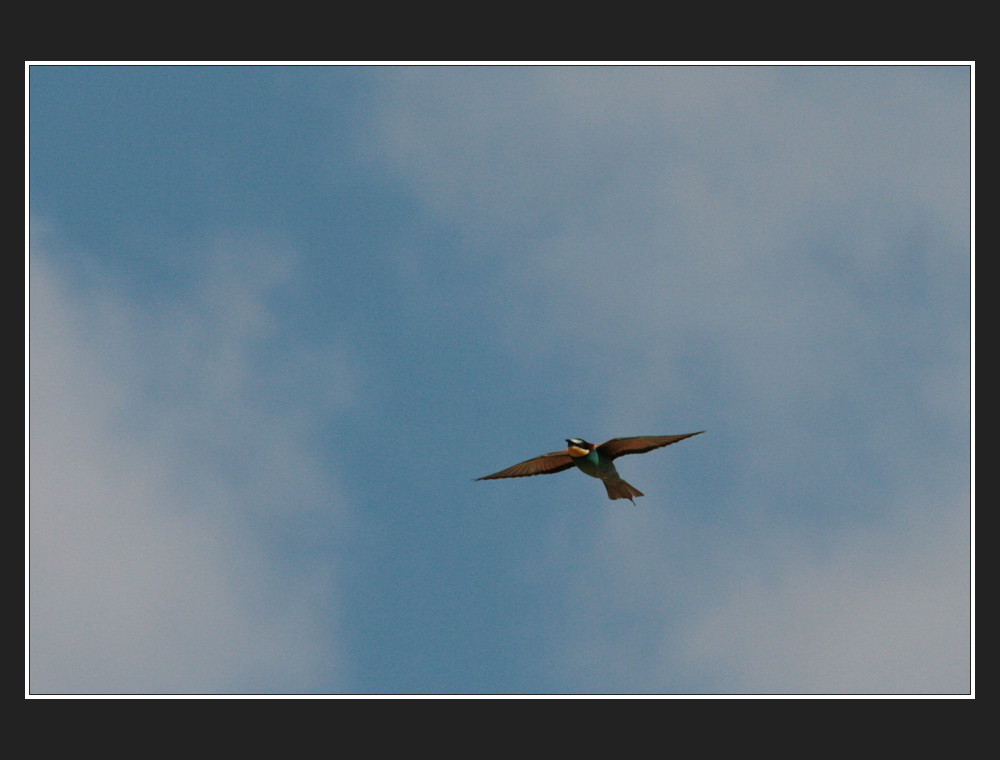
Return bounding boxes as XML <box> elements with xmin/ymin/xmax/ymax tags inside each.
<box><xmin>368</xmin><ymin>66</ymin><xmax>971</xmax><ymax>693</ymax></box>
<box><xmin>677</xmin><ymin>494</ymin><xmax>970</xmax><ymax>693</ymax></box>
<box><xmin>539</xmin><ymin>477</ymin><xmax>969</xmax><ymax>694</ymax></box>
<box><xmin>29</xmin><ymin>238</ymin><xmax>351</xmax><ymax>693</ymax></box>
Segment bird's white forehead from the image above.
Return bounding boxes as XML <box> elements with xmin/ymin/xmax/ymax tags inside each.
<box><xmin>568</xmin><ymin>438</ymin><xmax>584</xmax><ymax>444</ymax></box>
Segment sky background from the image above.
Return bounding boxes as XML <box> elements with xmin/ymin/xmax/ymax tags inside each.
<box><xmin>28</xmin><ymin>65</ymin><xmax>971</xmax><ymax>694</ymax></box>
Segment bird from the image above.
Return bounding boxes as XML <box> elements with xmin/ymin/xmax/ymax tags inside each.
<box><xmin>475</xmin><ymin>433</ymin><xmax>703</xmax><ymax>503</ymax></box>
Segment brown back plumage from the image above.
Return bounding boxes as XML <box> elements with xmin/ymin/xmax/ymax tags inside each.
<box><xmin>475</xmin><ymin>432</ymin><xmax>704</xmax><ymax>484</ymax></box>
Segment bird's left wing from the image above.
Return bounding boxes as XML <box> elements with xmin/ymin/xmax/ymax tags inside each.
<box><xmin>596</xmin><ymin>432</ymin><xmax>704</xmax><ymax>460</ymax></box>
<box><xmin>475</xmin><ymin>450</ymin><xmax>576</xmax><ymax>480</ymax></box>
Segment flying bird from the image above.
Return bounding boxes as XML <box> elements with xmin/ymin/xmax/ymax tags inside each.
<box><xmin>475</xmin><ymin>433</ymin><xmax>703</xmax><ymax>503</ymax></box>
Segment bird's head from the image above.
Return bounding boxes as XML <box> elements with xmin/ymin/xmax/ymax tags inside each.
<box><xmin>566</xmin><ymin>438</ymin><xmax>594</xmax><ymax>457</ymax></box>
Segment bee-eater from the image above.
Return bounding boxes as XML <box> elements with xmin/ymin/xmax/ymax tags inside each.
<box><xmin>475</xmin><ymin>433</ymin><xmax>703</xmax><ymax>503</ymax></box>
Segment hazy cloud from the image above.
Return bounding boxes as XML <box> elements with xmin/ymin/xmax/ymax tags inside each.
<box><xmin>29</xmin><ymin>66</ymin><xmax>970</xmax><ymax>695</ymax></box>
<box><xmin>29</xmin><ymin>234</ymin><xmax>352</xmax><ymax>693</ymax></box>
<box><xmin>366</xmin><ymin>66</ymin><xmax>970</xmax><ymax>693</ymax></box>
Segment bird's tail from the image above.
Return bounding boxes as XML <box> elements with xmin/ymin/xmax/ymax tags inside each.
<box><xmin>603</xmin><ymin>478</ymin><xmax>644</xmax><ymax>503</ymax></box>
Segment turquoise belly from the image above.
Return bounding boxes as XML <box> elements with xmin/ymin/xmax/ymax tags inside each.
<box><xmin>573</xmin><ymin>451</ymin><xmax>615</xmax><ymax>479</ymax></box>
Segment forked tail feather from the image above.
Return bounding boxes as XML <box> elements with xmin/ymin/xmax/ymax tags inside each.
<box><xmin>603</xmin><ymin>478</ymin><xmax>644</xmax><ymax>503</ymax></box>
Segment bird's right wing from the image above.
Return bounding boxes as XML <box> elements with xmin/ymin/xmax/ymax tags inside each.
<box><xmin>475</xmin><ymin>450</ymin><xmax>576</xmax><ymax>480</ymax></box>
<box><xmin>596</xmin><ymin>432</ymin><xmax>704</xmax><ymax>460</ymax></box>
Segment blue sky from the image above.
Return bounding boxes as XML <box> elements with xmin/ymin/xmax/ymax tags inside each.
<box><xmin>28</xmin><ymin>65</ymin><xmax>971</xmax><ymax>694</ymax></box>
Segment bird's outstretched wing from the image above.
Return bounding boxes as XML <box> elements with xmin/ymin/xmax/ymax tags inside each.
<box><xmin>596</xmin><ymin>432</ymin><xmax>704</xmax><ymax>460</ymax></box>
<box><xmin>475</xmin><ymin>450</ymin><xmax>576</xmax><ymax>480</ymax></box>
